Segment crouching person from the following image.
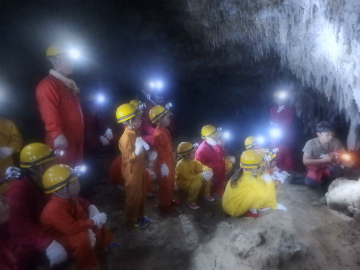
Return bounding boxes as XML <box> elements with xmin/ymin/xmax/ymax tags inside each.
<box><xmin>222</xmin><ymin>150</ymin><xmax>286</xmax><ymax>218</ymax></box>
<box><xmin>40</xmin><ymin>164</ymin><xmax>113</xmax><ymax>270</ymax></box>
<box><xmin>175</xmin><ymin>142</ymin><xmax>214</xmax><ymax>210</ymax></box>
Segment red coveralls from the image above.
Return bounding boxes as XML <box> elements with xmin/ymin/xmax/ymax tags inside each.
<box><xmin>40</xmin><ymin>195</ymin><xmax>113</xmax><ymax>270</ymax></box>
<box><xmin>36</xmin><ymin>75</ymin><xmax>84</xmax><ymax>167</ymax></box>
<box><xmin>269</xmin><ymin>105</ymin><xmax>294</xmax><ymax>171</ymax></box>
<box><xmin>0</xmin><ymin>223</ymin><xmax>18</xmax><ymax>270</ymax></box>
<box><xmin>153</xmin><ymin>126</ymin><xmax>175</xmax><ymax>209</ymax></box>
<box><xmin>5</xmin><ymin>176</ymin><xmax>53</xmax><ymax>270</ymax></box>
<box><xmin>195</xmin><ymin>140</ymin><xmax>226</xmax><ymax>194</ymax></box>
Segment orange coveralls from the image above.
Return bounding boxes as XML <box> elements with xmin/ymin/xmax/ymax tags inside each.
<box><xmin>153</xmin><ymin>126</ymin><xmax>175</xmax><ymax>209</ymax></box>
<box><xmin>40</xmin><ymin>196</ymin><xmax>113</xmax><ymax>270</ymax></box>
<box><xmin>36</xmin><ymin>75</ymin><xmax>84</xmax><ymax>167</ymax></box>
<box><xmin>118</xmin><ymin>128</ymin><xmax>146</xmax><ymax>227</ymax></box>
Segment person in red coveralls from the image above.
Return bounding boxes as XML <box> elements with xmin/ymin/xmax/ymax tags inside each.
<box><xmin>195</xmin><ymin>125</ymin><xmax>226</xmax><ymax>197</ymax></box>
<box><xmin>40</xmin><ymin>164</ymin><xmax>113</xmax><ymax>270</ymax></box>
<box><xmin>0</xmin><ymin>195</ymin><xmax>18</xmax><ymax>270</ymax></box>
<box><xmin>269</xmin><ymin>91</ymin><xmax>294</xmax><ymax>172</ymax></box>
<box><xmin>36</xmin><ymin>46</ymin><xmax>83</xmax><ymax>167</ymax></box>
<box><xmin>4</xmin><ymin>143</ymin><xmax>67</xmax><ymax>270</ymax></box>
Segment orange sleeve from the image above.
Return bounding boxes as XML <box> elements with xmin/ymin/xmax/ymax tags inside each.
<box><xmin>153</xmin><ymin>131</ymin><xmax>167</xmax><ymax>165</ymax></box>
<box><xmin>44</xmin><ymin>203</ymin><xmax>94</xmax><ymax>236</ymax></box>
<box><xmin>36</xmin><ymin>78</ymin><xmax>63</xmax><ymax>141</ymax></box>
<box><xmin>119</xmin><ymin>135</ymin><xmax>137</xmax><ymax>164</ymax></box>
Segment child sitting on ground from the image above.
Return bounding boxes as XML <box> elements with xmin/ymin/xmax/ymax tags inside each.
<box><xmin>175</xmin><ymin>142</ymin><xmax>214</xmax><ymax>209</ymax></box>
<box><xmin>40</xmin><ymin>164</ymin><xmax>114</xmax><ymax>270</ymax></box>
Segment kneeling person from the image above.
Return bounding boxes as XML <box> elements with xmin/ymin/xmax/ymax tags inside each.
<box><xmin>40</xmin><ymin>164</ymin><xmax>113</xmax><ymax>270</ymax></box>
<box><xmin>176</xmin><ymin>142</ymin><xmax>214</xmax><ymax>210</ymax></box>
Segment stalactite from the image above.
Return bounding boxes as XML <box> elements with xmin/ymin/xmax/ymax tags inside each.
<box><xmin>180</xmin><ymin>0</ymin><xmax>360</xmax><ymax>149</ymax></box>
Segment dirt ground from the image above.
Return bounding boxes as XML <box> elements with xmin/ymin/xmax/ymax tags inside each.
<box><xmin>60</xmin><ymin>178</ymin><xmax>360</xmax><ymax>270</ymax></box>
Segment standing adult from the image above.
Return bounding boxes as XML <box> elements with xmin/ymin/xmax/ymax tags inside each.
<box><xmin>36</xmin><ymin>46</ymin><xmax>83</xmax><ymax>167</ymax></box>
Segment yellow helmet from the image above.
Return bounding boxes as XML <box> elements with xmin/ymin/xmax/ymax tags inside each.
<box><xmin>116</xmin><ymin>103</ymin><xmax>139</xmax><ymax>123</ymax></box>
<box><xmin>20</xmin><ymin>143</ymin><xmax>60</xmax><ymax>168</ymax></box>
<box><xmin>240</xmin><ymin>150</ymin><xmax>265</xmax><ymax>169</ymax></box>
<box><xmin>201</xmin><ymin>125</ymin><xmax>222</xmax><ymax>139</ymax></box>
<box><xmin>244</xmin><ymin>136</ymin><xmax>258</xmax><ymax>150</ymax></box>
<box><xmin>177</xmin><ymin>142</ymin><xmax>198</xmax><ymax>156</ymax></box>
<box><xmin>42</xmin><ymin>164</ymin><xmax>79</xmax><ymax>194</ymax></box>
<box><xmin>46</xmin><ymin>46</ymin><xmax>66</xmax><ymax>58</ymax></box>
<box><xmin>149</xmin><ymin>103</ymin><xmax>172</xmax><ymax>123</ymax></box>
<box><xmin>130</xmin><ymin>99</ymin><xmax>141</xmax><ymax>107</ymax></box>
<box><xmin>225</xmin><ymin>156</ymin><xmax>233</xmax><ymax>175</ymax></box>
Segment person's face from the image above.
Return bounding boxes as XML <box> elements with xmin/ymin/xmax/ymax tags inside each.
<box><xmin>317</xmin><ymin>131</ymin><xmax>334</xmax><ymax>144</ymax></box>
<box><xmin>159</xmin><ymin>113</ymin><xmax>171</xmax><ymax>128</ymax></box>
<box><xmin>67</xmin><ymin>179</ymin><xmax>81</xmax><ymax>197</ymax></box>
<box><xmin>58</xmin><ymin>54</ymin><xmax>73</xmax><ymax>76</ymax></box>
<box><xmin>188</xmin><ymin>151</ymin><xmax>196</xmax><ymax>160</ymax></box>
<box><xmin>131</xmin><ymin>113</ymin><xmax>142</xmax><ymax>129</ymax></box>
<box><xmin>0</xmin><ymin>196</ymin><xmax>9</xmax><ymax>224</ymax></box>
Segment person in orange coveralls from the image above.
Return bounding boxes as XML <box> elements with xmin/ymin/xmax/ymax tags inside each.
<box><xmin>4</xmin><ymin>143</ymin><xmax>67</xmax><ymax>270</ymax></box>
<box><xmin>116</xmin><ymin>103</ymin><xmax>155</xmax><ymax>230</ymax></box>
<box><xmin>108</xmin><ymin>155</ymin><xmax>153</xmax><ymax>195</ymax></box>
<box><xmin>36</xmin><ymin>46</ymin><xmax>83</xmax><ymax>167</ymax></box>
<box><xmin>150</xmin><ymin>103</ymin><xmax>179</xmax><ymax>214</ymax></box>
<box><xmin>40</xmin><ymin>164</ymin><xmax>114</xmax><ymax>270</ymax></box>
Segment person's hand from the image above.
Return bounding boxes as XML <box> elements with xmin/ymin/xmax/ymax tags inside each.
<box><xmin>202</xmin><ymin>170</ymin><xmax>213</xmax><ymax>181</ymax></box>
<box><xmin>206</xmin><ymin>137</ymin><xmax>217</xmax><ymax>146</ymax></box>
<box><xmin>138</xmin><ymin>137</ymin><xmax>150</xmax><ymax>151</ymax></box>
<box><xmin>54</xmin><ymin>134</ymin><xmax>68</xmax><ymax>149</ymax></box>
<box><xmin>135</xmin><ymin>137</ymin><xmax>144</xmax><ymax>156</ymax></box>
<box><xmin>161</xmin><ymin>163</ymin><xmax>169</xmax><ymax>177</ymax></box>
<box><xmin>229</xmin><ymin>156</ymin><xmax>235</xmax><ymax>164</ymax></box>
<box><xmin>45</xmin><ymin>240</ymin><xmax>68</xmax><ymax>267</ymax></box>
<box><xmin>321</xmin><ymin>154</ymin><xmax>332</xmax><ymax>163</ymax></box>
<box><xmin>88</xmin><ymin>229</ymin><xmax>96</xmax><ymax>249</ymax></box>
<box><xmin>272</xmin><ymin>148</ymin><xmax>279</xmax><ymax>153</ymax></box>
<box><xmin>148</xmin><ymin>151</ymin><xmax>157</xmax><ymax>162</ymax></box>
<box><xmin>261</xmin><ymin>173</ymin><xmax>273</xmax><ymax>183</ymax></box>
<box><xmin>100</xmin><ymin>136</ymin><xmax>110</xmax><ymax>146</ymax></box>
<box><xmin>88</xmin><ymin>205</ymin><xmax>100</xmax><ymax>218</ymax></box>
<box><xmin>277</xmin><ymin>105</ymin><xmax>285</xmax><ymax>113</ymax></box>
<box><xmin>104</xmin><ymin>128</ymin><xmax>113</xmax><ymax>140</ymax></box>
<box><xmin>0</xmin><ymin>147</ymin><xmax>13</xmax><ymax>158</ymax></box>
<box><xmin>91</xmin><ymin>213</ymin><xmax>107</xmax><ymax>228</ymax></box>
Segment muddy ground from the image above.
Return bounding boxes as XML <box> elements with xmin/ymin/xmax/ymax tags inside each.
<box><xmin>62</xmin><ymin>178</ymin><xmax>360</xmax><ymax>270</ymax></box>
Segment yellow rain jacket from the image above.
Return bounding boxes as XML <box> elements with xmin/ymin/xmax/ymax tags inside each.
<box><xmin>175</xmin><ymin>158</ymin><xmax>212</xmax><ymax>203</ymax></box>
<box><xmin>222</xmin><ymin>170</ymin><xmax>276</xmax><ymax>217</ymax></box>
<box><xmin>0</xmin><ymin>117</ymin><xmax>22</xmax><ymax>194</ymax></box>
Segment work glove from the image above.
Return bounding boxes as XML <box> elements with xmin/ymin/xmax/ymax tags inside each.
<box><xmin>277</xmin><ymin>105</ymin><xmax>285</xmax><ymax>113</ymax></box>
<box><xmin>280</xmin><ymin>171</ymin><xmax>291</xmax><ymax>178</ymax></box>
<box><xmin>206</xmin><ymin>137</ymin><xmax>217</xmax><ymax>146</ymax></box>
<box><xmin>276</xmin><ymin>203</ymin><xmax>287</xmax><ymax>211</ymax></box>
<box><xmin>88</xmin><ymin>205</ymin><xmax>100</xmax><ymax>218</ymax></box>
<box><xmin>261</xmin><ymin>173</ymin><xmax>273</xmax><ymax>183</ymax></box>
<box><xmin>229</xmin><ymin>156</ymin><xmax>235</xmax><ymax>164</ymax></box>
<box><xmin>88</xmin><ymin>229</ymin><xmax>96</xmax><ymax>249</ymax></box>
<box><xmin>54</xmin><ymin>134</ymin><xmax>68</xmax><ymax>149</ymax></box>
<box><xmin>104</xmin><ymin>128</ymin><xmax>113</xmax><ymax>140</ymax></box>
<box><xmin>138</xmin><ymin>137</ymin><xmax>150</xmax><ymax>151</ymax></box>
<box><xmin>0</xmin><ymin>147</ymin><xmax>14</xmax><ymax>158</ymax></box>
<box><xmin>45</xmin><ymin>240</ymin><xmax>68</xmax><ymax>267</ymax></box>
<box><xmin>202</xmin><ymin>170</ymin><xmax>213</xmax><ymax>181</ymax></box>
<box><xmin>273</xmin><ymin>171</ymin><xmax>286</xmax><ymax>183</ymax></box>
<box><xmin>135</xmin><ymin>137</ymin><xmax>144</xmax><ymax>156</ymax></box>
<box><xmin>273</xmin><ymin>166</ymin><xmax>280</xmax><ymax>172</ymax></box>
<box><xmin>90</xmin><ymin>212</ymin><xmax>107</xmax><ymax>228</ymax></box>
<box><xmin>272</xmin><ymin>148</ymin><xmax>279</xmax><ymax>153</ymax></box>
<box><xmin>100</xmin><ymin>136</ymin><xmax>110</xmax><ymax>146</ymax></box>
<box><xmin>161</xmin><ymin>163</ymin><xmax>169</xmax><ymax>177</ymax></box>
<box><xmin>148</xmin><ymin>151</ymin><xmax>157</xmax><ymax>162</ymax></box>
